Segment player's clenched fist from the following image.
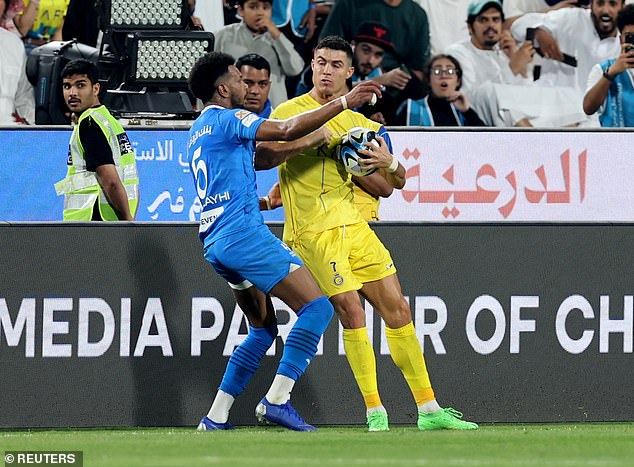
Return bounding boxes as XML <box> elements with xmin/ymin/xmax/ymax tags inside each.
<box><xmin>343</xmin><ymin>81</ymin><xmax>382</xmax><ymax>109</ymax></box>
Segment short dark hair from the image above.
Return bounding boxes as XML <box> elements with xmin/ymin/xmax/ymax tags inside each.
<box><xmin>236</xmin><ymin>0</ymin><xmax>272</xmax><ymax>7</ymax></box>
<box><xmin>188</xmin><ymin>51</ymin><xmax>236</xmax><ymax>103</ymax></box>
<box><xmin>61</xmin><ymin>59</ymin><xmax>99</xmax><ymax>84</ymax></box>
<box><xmin>236</xmin><ymin>53</ymin><xmax>271</xmax><ymax>75</ymax></box>
<box><xmin>424</xmin><ymin>54</ymin><xmax>464</xmax><ymax>90</ymax></box>
<box><xmin>314</xmin><ymin>35</ymin><xmax>354</xmax><ymax>64</ymax></box>
<box><xmin>618</xmin><ymin>4</ymin><xmax>634</xmax><ymax>31</ymax></box>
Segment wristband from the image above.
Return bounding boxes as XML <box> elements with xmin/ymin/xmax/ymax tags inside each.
<box><xmin>309</xmin><ymin>3</ymin><xmax>316</xmax><ymax>9</ymax></box>
<box><xmin>261</xmin><ymin>196</ymin><xmax>272</xmax><ymax>210</ymax></box>
<box><xmin>340</xmin><ymin>95</ymin><xmax>348</xmax><ymax>110</ymax></box>
<box><xmin>386</xmin><ymin>155</ymin><xmax>399</xmax><ymax>173</ymax></box>
<box><xmin>603</xmin><ymin>67</ymin><xmax>615</xmax><ymax>82</ymax></box>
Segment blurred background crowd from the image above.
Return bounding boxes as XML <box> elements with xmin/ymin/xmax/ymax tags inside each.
<box><xmin>2</xmin><ymin>0</ymin><xmax>634</xmax><ymax>128</ymax></box>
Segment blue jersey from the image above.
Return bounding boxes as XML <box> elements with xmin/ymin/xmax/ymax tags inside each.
<box><xmin>188</xmin><ymin>105</ymin><xmax>265</xmax><ymax>244</ymax></box>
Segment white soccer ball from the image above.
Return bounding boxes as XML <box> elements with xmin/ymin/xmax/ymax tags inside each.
<box><xmin>336</xmin><ymin>127</ymin><xmax>378</xmax><ymax>176</ymax></box>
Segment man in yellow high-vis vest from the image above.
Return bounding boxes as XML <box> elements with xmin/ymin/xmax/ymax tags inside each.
<box><xmin>55</xmin><ymin>59</ymin><xmax>139</xmax><ymax>221</ymax></box>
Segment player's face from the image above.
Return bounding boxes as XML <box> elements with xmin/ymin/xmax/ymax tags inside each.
<box><xmin>238</xmin><ymin>0</ymin><xmax>272</xmax><ymax>34</ymax></box>
<box><xmin>240</xmin><ymin>65</ymin><xmax>271</xmax><ymax>114</ymax></box>
<box><xmin>62</xmin><ymin>74</ymin><xmax>100</xmax><ymax>114</ymax></box>
<box><xmin>225</xmin><ymin>65</ymin><xmax>248</xmax><ymax>108</ymax></box>
<box><xmin>429</xmin><ymin>57</ymin><xmax>460</xmax><ymax>98</ymax></box>
<box><xmin>591</xmin><ymin>0</ymin><xmax>623</xmax><ymax>38</ymax></box>
<box><xmin>311</xmin><ymin>48</ymin><xmax>354</xmax><ymax>98</ymax></box>
<box><xmin>469</xmin><ymin>7</ymin><xmax>502</xmax><ymax>50</ymax></box>
<box><xmin>353</xmin><ymin>42</ymin><xmax>385</xmax><ymax>78</ymax></box>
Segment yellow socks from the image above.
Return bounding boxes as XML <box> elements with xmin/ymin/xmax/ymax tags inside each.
<box><xmin>343</xmin><ymin>327</ymin><xmax>382</xmax><ymax>409</ymax></box>
<box><xmin>385</xmin><ymin>322</ymin><xmax>435</xmax><ymax>405</ymax></box>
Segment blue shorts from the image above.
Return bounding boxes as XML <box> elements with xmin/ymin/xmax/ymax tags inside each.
<box><xmin>203</xmin><ymin>224</ymin><xmax>303</xmax><ymax>294</ymax></box>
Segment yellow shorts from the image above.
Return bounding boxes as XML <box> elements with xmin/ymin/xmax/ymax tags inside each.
<box><xmin>289</xmin><ymin>222</ymin><xmax>396</xmax><ymax>297</ymax></box>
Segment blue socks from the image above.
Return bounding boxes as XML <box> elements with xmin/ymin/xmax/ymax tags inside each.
<box><xmin>219</xmin><ymin>322</ymin><xmax>278</xmax><ymax>397</ymax></box>
<box><xmin>277</xmin><ymin>296</ymin><xmax>334</xmax><ymax>380</ymax></box>
<box><xmin>218</xmin><ymin>296</ymin><xmax>334</xmax><ymax>397</ymax></box>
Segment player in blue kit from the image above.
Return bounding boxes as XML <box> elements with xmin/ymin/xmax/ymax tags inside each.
<box><xmin>188</xmin><ymin>52</ymin><xmax>381</xmax><ymax>431</ymax></box>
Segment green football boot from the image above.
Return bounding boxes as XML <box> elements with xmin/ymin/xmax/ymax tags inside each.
<box><xmin>417</xmin><ymin>408</ymin><xmax>479</xmax><ymax>430</ymax></box>
<box><xmin>367</xmin><ymin>411</ymin><xmax>390</xmax><ymax>432</ymax></box>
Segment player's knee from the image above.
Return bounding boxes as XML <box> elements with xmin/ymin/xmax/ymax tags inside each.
<box><xmin>397</xmin><ymin>297</ymin><xmax>412</xmax><ymax>319</ymax></box>
<box><xmin>313</xmin><ymin>295</ymin><xmax>334</xmax><ymax>322</ymax></box>
<box><xmin>298</xmin><ymin>296</ymin><xmax>334</xmax><ymax>324</ymax></box>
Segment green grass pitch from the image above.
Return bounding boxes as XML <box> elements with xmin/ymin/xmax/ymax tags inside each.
<box><xmin>3</xmin><ymin>424</ymin><xmax>634</xmax><ymax>466</ymax></box>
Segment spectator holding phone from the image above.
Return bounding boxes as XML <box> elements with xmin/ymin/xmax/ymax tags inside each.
<box><xmin>510</xmin><ymin>0</ymin><xmax>623</xmax><ymax>94</ymax></box>
<box><xmin>503</xmin><ymin>0</ymin><xmax>581</xmax><ymax>30</ymax></box>
<box><xmin>583</xmin><ymin>4</ymin><xmax>634</xmax><ymax>126</ymax></box>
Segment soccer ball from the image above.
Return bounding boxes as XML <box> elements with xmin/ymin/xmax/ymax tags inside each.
<box><xmin>336</xmin><ymin>127</ymin><xmax>378</xmax><ymax>176</ymax></box>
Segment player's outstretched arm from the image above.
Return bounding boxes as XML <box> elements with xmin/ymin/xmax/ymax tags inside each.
<box><xmin>357</xmin><ymin>136</ymin><xmax>405</xmax><ymax>189</ymax></box>
<box><xmin>255</xmin><ymin>127</ymin><xmax>334</xmax><ymax>170</ymax></box>
<box><xmin>254</xmin><ymin>81</ymin><xmax>381</xmax><ymax>142</ymax></box>
<box><xmin>352</xmin><ymin>172</ymin><xmax>394</xmax><ymax>198</ymax></box>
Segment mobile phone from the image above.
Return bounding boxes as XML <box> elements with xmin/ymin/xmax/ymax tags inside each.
<box><xmin>526</xmin><ymin>27</ymin><xmax>536</xmax><ymax>42</ymax></box>
<box><xmin>625</xmin><ymin>32</ymin><xmax>634</xmax><ymax>45</ymax></box>
<box><xmin>399</xmin><ymin>64</ymin><xmax>412</xmax><ymax>77</ymax></box>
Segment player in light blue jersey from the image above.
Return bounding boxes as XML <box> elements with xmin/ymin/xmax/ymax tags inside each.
<box><xmin>188</xmin><ymin>52</ymin><xmax>381</xmax><ymax>431</ymax></box>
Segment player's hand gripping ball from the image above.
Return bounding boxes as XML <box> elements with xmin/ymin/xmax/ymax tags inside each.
<box><xmin>336</xmin><ymin>127</ymin><xmax>379</xmax><ymax>176</ymax></box>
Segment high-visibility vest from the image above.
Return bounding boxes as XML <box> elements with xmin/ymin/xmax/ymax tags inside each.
<box><xmin>54</xmin><ymin>106</ymin><xmax>139</xmax><ymax>220</ymax></box>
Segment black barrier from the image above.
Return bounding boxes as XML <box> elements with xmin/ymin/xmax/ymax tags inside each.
<box><xmin>1</xmin><ymin>223</ymin><xmax>633</xmax><ymax>428</ymax></box>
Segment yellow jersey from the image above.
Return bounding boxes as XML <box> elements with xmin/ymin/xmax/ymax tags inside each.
<box><xmin>271</xmin><ymin>93</ymin><xmax>382</xmax><ymax>243</ymax></box>
<box><xmin>353</xmin><ymin>184</ymin><xmax>380</xmax><ymax>221</ymax></box>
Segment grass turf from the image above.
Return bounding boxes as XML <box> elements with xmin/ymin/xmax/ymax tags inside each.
<box><xmin>2</xmin><ymin>424</ymin><xmax>634</xmax><ymax>466</ymax></box>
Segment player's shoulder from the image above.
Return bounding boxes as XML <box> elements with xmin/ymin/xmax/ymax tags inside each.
<box><xmin>346</xmin><ymin>111</ymin><xmax>382</xmax><ymax>132</ymax></box>
<box><xmin>272</xmin><ymin>94</ymin><xmax>315</xmax><ymax>119</ymax></box>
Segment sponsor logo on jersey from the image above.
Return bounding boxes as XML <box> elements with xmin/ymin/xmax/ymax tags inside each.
<box><xmin>199</xmin><ymin>206</ymin><xmax>224</xmax><ymax>233</ymax></box>
<box><xmin>189</xmin><ymin>125</ymin><xmax>212</xmax><ymax>148</ymax></box>
<box><xmin>202</xmin><ymin>191</ymin><xmax>230</xmax><ymax>208</ymax></box>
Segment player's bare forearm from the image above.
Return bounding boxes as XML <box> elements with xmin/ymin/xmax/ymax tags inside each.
<box><xmin>353</xmin><ymin>172</ymin><xmax>393</xmax><ymax>198</ymax></box>
<box><xmin>382</xmin><ymin>163</ymin><xmax>406</xmax><ymax>189</ymax></box>
<box><xmin>256</xmin><ymin>81</ymin><xmax>381</xmax><ymax>141</ymax></box>
<box><xmin>95</xmin><ymin>164</ymin><xmax>133</xmax><ymax>220</ymax></box>
<box><xmin>255</xmin><ymin>127</ymin><xmax>332</xmax><ymax>170</ymax></box>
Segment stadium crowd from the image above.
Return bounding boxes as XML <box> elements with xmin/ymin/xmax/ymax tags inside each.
<box><xmin>2</xmin><ymin>0</ymin><xmax>634</xmax><ymax>127</ymax></box>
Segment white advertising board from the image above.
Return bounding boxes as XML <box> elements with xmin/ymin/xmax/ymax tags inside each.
<box><xmin>381</xmin><ymin>130</ymin><xmax>634</xmax><ymax>221</ymax></box>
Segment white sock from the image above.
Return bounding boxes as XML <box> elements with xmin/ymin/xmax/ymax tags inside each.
<box><xmin>265</xmin><ymin>374</ymin><xmax>295</xmax><ymax>405</ymax></box>
<box><xmin>207</xmin><ymin>390</ymin><xmax>235</xmax><ymax>423</ymax></box>
<box><xmin>418</xmin><ymin>399</ymin><xmax>442</xmax><ymax>413</ymax></box>
<box><xmin>366</xmin><ymin>405</ymin><xmax>387</xmax><ymax>417</ymax></box>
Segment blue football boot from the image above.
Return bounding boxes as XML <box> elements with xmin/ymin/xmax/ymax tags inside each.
<box><xmin>197</xmin><ymin>416</ymin><xmax>235</xmax><ymax>431</ymax></box>
<box><xmin>255</xmin><ymin>398</ymin><xmax>317</xmax><ymax>431</ymax></box>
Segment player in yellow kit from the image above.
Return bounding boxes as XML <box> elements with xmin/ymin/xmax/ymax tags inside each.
<box><xmin>258</xmin><ymin>35</ymin><xmax>478</xmax><ymax>432</ymax></box>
